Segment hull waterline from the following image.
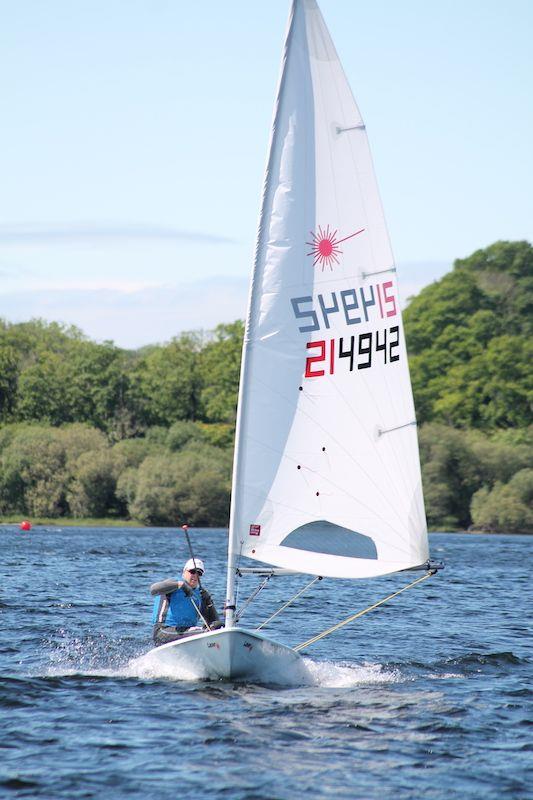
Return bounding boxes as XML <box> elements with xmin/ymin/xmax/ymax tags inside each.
<box><xmin>144</xmin><ymin>627</ymin><xmax>308</xmax><ymax>683</ymax></box>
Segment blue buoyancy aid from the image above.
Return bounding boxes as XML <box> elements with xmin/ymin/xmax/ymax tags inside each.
<box><xmin>151</xmin><ymin>584</ymin><xmax>202</xmax><ymax>628</ymax></box>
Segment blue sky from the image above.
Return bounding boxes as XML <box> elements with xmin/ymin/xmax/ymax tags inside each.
<box><xmin>1</xmin><ymin>0</ymin><xmax>532</xmax><ymax>348</ymax></box>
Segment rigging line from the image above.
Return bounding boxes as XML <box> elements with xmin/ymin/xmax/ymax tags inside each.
<box><xmin>256</xmin><ymin>576</ymin><xmax>323</xmax><ymax>631</ymax></box>
<box><xmin>235</xmin><ymin>574</ymin><xmax>272</xmax><ymax>623</ymax></box>
<box><xmin>189</xmin><ymin>595</ymin><xmax>211</xmax><ymax>630</ymax></box>
<box><xmin>181</xmin><ymin>523</ymin><xmax>212</xmax><ymax>630</ymax></box>
<box><xmin>233</xmin><ymin>539</ymin><xmax>245</xmax><ymax>611</ymax></box>
<box><xmin>294</xmin><ymin>570</ymin><xmax>436</xmax><ymax>652</ymax></box>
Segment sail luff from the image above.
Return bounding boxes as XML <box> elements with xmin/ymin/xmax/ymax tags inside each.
<box><xmin>225</xmin><ymin>1</ymin><xmax>298</xmax><ymax>627</ymax></box>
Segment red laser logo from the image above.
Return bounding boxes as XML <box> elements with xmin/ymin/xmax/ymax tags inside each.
<box><xmin>306</xmin><ymin>225</ymin><xmax>365</xmax><ymax>270</ymax></box>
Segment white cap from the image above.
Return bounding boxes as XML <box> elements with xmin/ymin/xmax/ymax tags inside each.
<box><xmin>184</xmin><ymin>558</ymin><xmax>205</xmax><ymax>575</ymax></box>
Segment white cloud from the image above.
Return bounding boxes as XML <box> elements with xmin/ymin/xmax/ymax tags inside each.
<box><xmin>28</xmin><ymin>280</ymin><xmax>164</xmax><ymax>292</ymax></box>
<box><xmin>0</xmin><ymin>222</ymin><xmax>234</xmax><ymax>247</ymax></box>
<box><xmin>0</xmin><ymin>277</ymin><xmax>249</xmax><ymax>348</ymax></box>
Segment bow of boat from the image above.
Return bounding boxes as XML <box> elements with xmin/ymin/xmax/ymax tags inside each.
<box><xmin>145</xmin><ymin>627</ymin><xmax>308</xmax><ymax>683</ymax></box>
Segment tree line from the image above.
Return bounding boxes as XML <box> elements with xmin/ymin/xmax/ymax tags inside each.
<box><xmin>0</xmin><ymin>319</ymin><xmax>243</xmax><ymax>435</ymax></box>
<box><xmin>0</xmin><ymin>241</ymin><xmax>531</xmax><ymax>531</ymax></box>
<box><xmin>0</xmin><ymin>421</ymin><xmax>232</xmax><ymax>526</ymax></box>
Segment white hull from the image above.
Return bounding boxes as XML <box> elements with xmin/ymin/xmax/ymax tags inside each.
<box><xmin>144</xmin><ymin>627</ymin><xmax>308</xmax><ymax>683</ymax></box>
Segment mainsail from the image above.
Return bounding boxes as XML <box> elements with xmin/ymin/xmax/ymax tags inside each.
<box><xmin>227</xmin><ymin>0</ymin><xmax>428</xmax><ymax>585</ymax></box>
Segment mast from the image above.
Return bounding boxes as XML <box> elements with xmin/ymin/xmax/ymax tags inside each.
<box><xmin>224</xmin><ymin>1</ymin><xmax>297</xmax><ymax>628</ymax></box>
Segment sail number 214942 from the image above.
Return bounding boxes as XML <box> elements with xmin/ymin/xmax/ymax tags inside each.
<box><xmin>305</xmin><ymin>327</ymin><xmax>400</xmax><ymax>377</ymax></box>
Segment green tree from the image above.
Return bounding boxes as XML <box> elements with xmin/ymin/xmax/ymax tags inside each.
<box><xmin>467</xmin><ymin>427</ymin><xmax>532</xmax><ymax>485</ymax></box>
<box><xmin>57</xmin><ymin>423</ymin><xmax>109</xmax><ymax>468</ymax></box>
<box><xmin>3</xmin><ymin>319</ymin><xmax>86</xmax><ymax>359</ymax></box>
<box><xmin>0</xmin><ymin>426</ymin><xmax>67</xmax><ymax>516</ymax></box>
<box><xmin>128</xmin><ymin>335</ymin><xmax>201</xmax><ymax>427</ymax></box>
<box><xmin>166</xmin><ymin>420</ymin><xmax>204</xmax><ymax>451</ymax></box>
<box><xmin>198</xmin><ymin>321</ymin><xmax>243</xmax><ymax>423</ymax></box>
<box><xmin>115</xmin><ymin>466</ymin><xmax>140</xmax><ymax>515</ymax></box>
<box><xmin>405</xmin><ymin>268</ymin><xmax>489</xmax><ymax>355</ymax></box>
<box><xmin>418</xmin><ymin>423</ymin><xmax>532</xmax><ymax>529</ymax></box>
<box><xmin>63</xmin><ymin>340</ymin><xmax>129</xmax><ymax>433</ymax></box>
<box><xmin>110</xmin><ymin>436</ymin><xmax>161</xmax><ymax>469</ymax></box>
<box><xmin>418</xmin><ymin>423</ymin><xmax>482</xmax><ymax>529</ymax></box>
<box><xmin>0</xmin><ymin>342</ymin><xmax>19</xmax><ymax>421</ymax></box>
<box><xmin>471</xmin><ymin>469</ymin><xmax>533</xmax><ymax>533</ymax></box>
<box><xmin>16</xmin><ymin>352</ymin><xmax>73</xmax><ymax>425</ymax></box>
<box><xmin>67</xmin><ymin>449</ymin><xmax>119</xmax><ymax>517</ymax></box>
<box><xmin>129</xmin><ymin>445</ymin><xmax>231</xmax><ymax>526</ymax></box>
<box><xmin>432</xmin><ymin>335</ymin><xmax>532</xmax><ymax>429</ymax></box>
<box><xmin>405</xmin><ymin>241</ymin><xmax>533</xmax><ymax>430</ymax></box>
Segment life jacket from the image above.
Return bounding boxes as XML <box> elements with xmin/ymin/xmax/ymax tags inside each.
<box><xmin>151</xmin><ymin>584</ymin><xmax>202</xmax><ymax>628</ymax></box>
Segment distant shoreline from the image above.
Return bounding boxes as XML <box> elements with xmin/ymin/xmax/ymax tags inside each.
<box><xmin>1</xmin><ymin>517</ymin><xmax>141</xmax><ymax>528</ymax></box>
<box><xmin>1</xmin><ymin>519</ymin><xmax>530</xmax><ymax>535</ymax></box>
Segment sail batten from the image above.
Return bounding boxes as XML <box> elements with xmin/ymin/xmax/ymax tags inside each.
<box><xmin>227</xmin><ymin>0</ymin><xmax>428</xmax><ymax>584</ymax></box>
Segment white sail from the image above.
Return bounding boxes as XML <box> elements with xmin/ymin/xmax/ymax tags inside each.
<box><xmin>227</xmin><ymin>0</ymin><xmax>428</xmax><ymax>582</ymax></box>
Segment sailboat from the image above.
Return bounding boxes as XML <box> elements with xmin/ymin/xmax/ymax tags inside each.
<box><xmin>145</xmin><ymin>0</ymin><xmax>439</xmax><ymax>682</ymax></box>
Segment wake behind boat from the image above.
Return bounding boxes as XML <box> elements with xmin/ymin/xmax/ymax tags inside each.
<box><xmin>145</xmin><ymin>0</ymin><xmax>441</xmax><ymax>683</ymax></box>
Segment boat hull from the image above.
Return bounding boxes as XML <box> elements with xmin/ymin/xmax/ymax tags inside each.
<box><xmin>143</xmin><ymin>627</ymin><xmax>308</xmax><ymax>683</ymax></box>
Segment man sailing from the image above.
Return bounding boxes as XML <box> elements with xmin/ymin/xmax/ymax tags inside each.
<box><xmin>150</xmin><ymin>558</ymin><xmax>221</xmax><ymax>646</ymax></box>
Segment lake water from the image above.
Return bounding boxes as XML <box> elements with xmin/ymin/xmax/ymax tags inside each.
<box><xmin>0</xmin><ymin>527</ymin><xmax>531</xmax><ymax>799</ymax></box>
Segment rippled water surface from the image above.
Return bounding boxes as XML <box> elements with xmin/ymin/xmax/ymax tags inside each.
<box><xmin>0</xmin><ymin>527</ymin><xmax>531</xmax><ymax>799</ymax></box>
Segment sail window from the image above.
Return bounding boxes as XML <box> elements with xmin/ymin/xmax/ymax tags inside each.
<box><xmin>280</xmin><ymin>521</ymin><xmax>378</xmax><ymax>560</ymax></box>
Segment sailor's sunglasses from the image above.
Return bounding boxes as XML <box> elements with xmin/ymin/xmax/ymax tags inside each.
<box><xmin>188</xmin><ymin>569</ymin><xmax>203</xmax><ymax>576</ymax></box>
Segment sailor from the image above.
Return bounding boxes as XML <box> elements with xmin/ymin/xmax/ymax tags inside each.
<box><xmin>150</xmin><ymin>558</ymin><xmax>222</xmax><ymax>646</ymax></box>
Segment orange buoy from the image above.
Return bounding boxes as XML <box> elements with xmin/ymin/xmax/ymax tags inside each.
<box><xmin>19</xmin><ymin>520</ymin><xmax>32</xmax><ymax>531</ymax></box>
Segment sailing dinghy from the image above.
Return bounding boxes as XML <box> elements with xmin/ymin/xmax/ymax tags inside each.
<box><xmin>145</xmin><ymin>0</ymin><xmax>440</xmax><ymax>682</ymax></box>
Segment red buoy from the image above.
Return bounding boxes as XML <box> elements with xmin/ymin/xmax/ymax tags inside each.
<box><xmin>19</xmin><ymin>520</ymin><xmax>32</xmax><ymax>531</ymax></box>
